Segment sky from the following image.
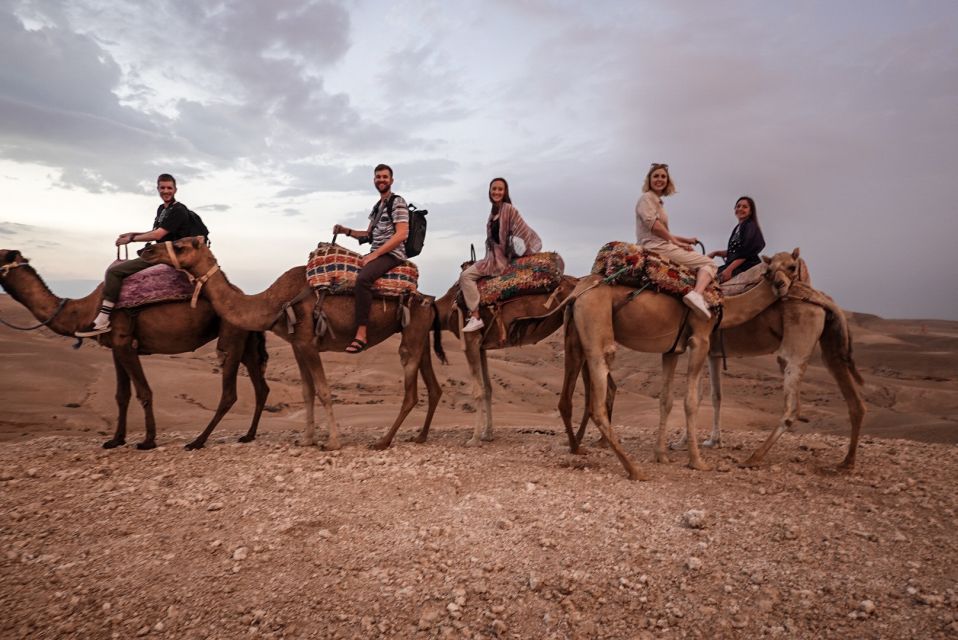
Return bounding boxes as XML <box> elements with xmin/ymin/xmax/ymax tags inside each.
<box><xmin>1</xmin><ymin>0</ymin><xmax>956</xmax><ymax>320</ymax></box>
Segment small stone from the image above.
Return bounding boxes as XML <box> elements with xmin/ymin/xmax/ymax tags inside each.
<box><xmin>859</xmin><ymin>600</ymin><xmax>876</xmax><ymax>615</ymax></box>
<box><xmin>206</xmin><ymin>502</ymin><xmax>223</xmax><ymax>512</ymax></box>
<box><xmin>682</xmin><ymin>510</ymin><xmax>707</xmax><ymax>529</ymax></box>
<box><xmin>136</xmin><ymin>626</ymin><xmax>150</xmax><ymax>637</ymax></box>
<box><xmin>232</xmin><ymin>547</ymin><xmax>249</xmax><ymax>561</ymax></box>
<box><xmin>685</xmin><ymin>557</ymin><xmax>703</xmax><ymax>571</ymax></box>
<box><xmin>491</xmin><ymin>619</ymin><xmax>508</xmax><ymax>634</ymax></box>
<box><xmin>529</xmin><ymin>574</ymin><xmax>542</xmax><ymax>591</ymax></box>
<box><xmin>153</xmin><ymin>621</ymin><xmax>165</xmax><ymax>632</ymax></box>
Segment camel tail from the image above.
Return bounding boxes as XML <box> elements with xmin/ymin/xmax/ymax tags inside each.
<box><xmin>431</xmin><ymin>302</ymin><xmax>448</xmax><ymax>365</ymax></box>
<box><xmin>819</xmin><ymin>300</ymin><xmax>864</xmax><ymax>387</ymax></box>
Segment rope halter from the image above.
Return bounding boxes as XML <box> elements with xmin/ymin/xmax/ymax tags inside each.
<box><xmin>160</xmin><ymin>241</ymin><xmax>219</xmax><ymax>308</ymax></box>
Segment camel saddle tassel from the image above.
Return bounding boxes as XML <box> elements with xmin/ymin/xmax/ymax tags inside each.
<box><xmin>313</xmin><ymin>289</ymin><xmax>334</xmax><ymax>344</ymax></box>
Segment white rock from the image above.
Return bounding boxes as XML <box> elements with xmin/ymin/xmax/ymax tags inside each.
<box><xmin>232</xmin><ymin>547</ymin><xmax>249</xmax><ymax>561</ymax></box>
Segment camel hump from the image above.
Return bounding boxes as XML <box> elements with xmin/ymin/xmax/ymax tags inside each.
<box><xmin>590</xmin><ymin>241</ymin><xmax>722</xmax><ymax>310</ymax></box>
<box><xmin>115</xmin><ymin>264</ymin><xmax>193</xmax><ymax>309</ymax></box>
<box><xmin>306</xmin><ymin>242</ymin><xmax>419</xmax><ymax>297</ymax></box>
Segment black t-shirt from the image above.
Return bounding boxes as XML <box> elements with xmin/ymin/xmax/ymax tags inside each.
<box><xmin>152</xmin><ymin>201</ymin><xmax>192</xmax><ymax>242</ymax></box>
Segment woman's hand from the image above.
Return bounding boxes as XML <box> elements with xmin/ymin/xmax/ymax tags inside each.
<box><xmin>719</xmin><ymin>270</ymin><xmax>732</xmax><ymax>283</ymax></box>
<box><xmin>707</xmin><ymin>250</ymin><xmax>718</xmax><ymax>259</ymax></box>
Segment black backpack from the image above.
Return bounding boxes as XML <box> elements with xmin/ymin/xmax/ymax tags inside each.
<box><xmin>374</xmin><ymin>195</ymin><xmax>428</xmax><ymax>258</ymax></box>
<box><xmin>186</xmin><ymin>209</ymin><xmax>210</xmax><ymax>242</ymax></box>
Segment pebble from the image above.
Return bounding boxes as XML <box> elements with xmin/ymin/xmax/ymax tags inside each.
<box><xmin>859</xmin><ymin>600</ymin><xmax>876</xmax><ymax>615</ymax></box>
<box><xmin>232</xmin><ymin>547</ymin><xmax>249</xmax><ymax>561</ymax></box>
<box><xmin>682</xmin><ymin>509</ymin><xmax>707</xmax><ymax>529</ymax></box>
<box><xmin>206</xmin><ymin>502</ymin><xmax>224</xmax><ymax>512</ymax></box>
<box><xmin>685</xmin><ymin>557</ymin><xmax>703</xmax><ymax>571</ymax></box>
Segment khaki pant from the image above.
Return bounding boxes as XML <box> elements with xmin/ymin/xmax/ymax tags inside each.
<box><xmin>651</xmin><ymin>244</ymin><xmax>717</xmax><ymax>280</ymax></box>
<box><xmin>459</xmin><ymin>263</ymin><xmax>485</xmax><ymax>312</ymax></box>
<box><xmin>104</xmin><ymin>257</ymin><xmax>154</xmax><ymax>302</ymax></box>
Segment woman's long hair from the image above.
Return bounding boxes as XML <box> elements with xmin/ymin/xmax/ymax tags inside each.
<box><xmin>489</xmin><ymin>177</ymin><xmax>512</xmax><ymax>214</ymax></box>
<box><xmin>737</xmin><ymin>196</ymin><xmax>761</xmax><ymax>231</ymax></box>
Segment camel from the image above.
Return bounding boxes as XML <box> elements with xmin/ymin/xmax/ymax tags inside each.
<box><xmin>0</xmin><ymin>249</ymin><xmax>269</xmax><ymax>450</ymax></box>
<box><xmin>682</xmin><ymin>248</ymin><xmax>866</xmax><ymax>468</ymax></box>
<box><xmin>140</xmin><ymin>238</ymin><xmax>444</xmax><ymax>450</ymax></box>
<box><xmin>512</xmin><ymin>254</ymin><xmax>791</xmax><ymax>480</ymax></box>
<box><xmin>434</xmin><ymin>274</ymin><xmax>579</xmax><ymax>447</ymax></box>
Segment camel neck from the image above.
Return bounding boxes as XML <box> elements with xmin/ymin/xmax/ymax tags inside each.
<box><xmin>1</xmin><ymin>266</ymin><xmax>99</xmax><ymax>336</ymax></box>
<box><xmin>720</xmin><ymin>278</ymin><xmax>781</xmax><ymax>329</ymax></box>
<box><xmin>190</xmin><ymin>261</ymin><xmax>303</xmax><ymax>332</ymax></box>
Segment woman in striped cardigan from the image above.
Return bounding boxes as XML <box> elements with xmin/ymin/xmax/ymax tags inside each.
<box><xmin>460</xmin><ymin>177</ymin><xmax>542</xmax><ymax>333</ymax></box>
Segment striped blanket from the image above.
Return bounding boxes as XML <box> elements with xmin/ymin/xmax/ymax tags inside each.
<box><xmin>590</xmin><ymin>241</ymin><xmax>722</xmax><ymax>308</ymax></box>
<box><xmin>306</xmin><ymin>243</ymin><xmax>418</xmax><ymax>296</ymax></box>
<box><xmin>115</xmin><ymin>264</ymin><xmax>193</xmax><ymax>310</ymax></box>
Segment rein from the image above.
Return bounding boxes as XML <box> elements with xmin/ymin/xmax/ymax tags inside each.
<box><xmin>160</xmin><ymin>242</ymin><xmax>219</xmax><ymax>309</ymax></box>
<box><xmin>0</xmin><ymin>260</ymin><xmax>71</xmax><ymax>331</ymax></box>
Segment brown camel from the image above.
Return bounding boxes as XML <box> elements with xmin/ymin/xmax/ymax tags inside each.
<box><xmin>686</xmin><ymin>248</ymin><xmax>866</xmax><ymax>468</ymax></box>
<box><xmin>434</xmin><ymin>275</ymin><xmax>579</xmax><ymax>447</ymax></box>
<box><xmin>140</xmin><ymin>238</ymin><xmax>444</xmax><ymax>450</ymax></box>
<box><xmin>0</xmin><ymin>249</ymin><xmax>269</xmax><ymax>450</ymax></box>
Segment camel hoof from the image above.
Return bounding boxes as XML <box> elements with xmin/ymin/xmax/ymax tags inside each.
<box><xmin>184</xmin><ymin>440</ymin><xmax>206</xmax><ymax>451</ymax></box>
<box><xmin>323</xmin><ymin>440</ymin><xmax>342</xmax><ymax>451</ymax></box>
<box><xmin>136</xmin><ymin>441</ymin><xmax>156</xmax><ymax>451</ymax></box>
<box><xmin>480</xmin><ymin>433</ymin><xmax>494</xmax><ymax>442</ymax></box>
<box><xmin>368</xmin><ymin>440</ymin><xmax>390</xmax><ymax>451</ymax></box>
<box><xmin>626</xmin><ymin>468</ymin><xmax>650</xmax><ymax>482</ymax></box>
<box><xmin>739</xmin><ymin>456</ymin><xmax>763</xmax><ymax>468</ymax></box>
<box><xmin>668</xmin><ymin>440</ymin><xmax>687</xmax><ymax>451</ymax></box>
<box><xmin>654</xmin><ymin>452</ymin><xmax>672</xmax><ymax>464</ymax></box>
<box><xmin>408</xmin><ymin>433</ymin><xmax>429</xmax><ymax>444</ymax></box>
<box><xmin>237</xmin><ymin>434</ymin><xmax>256</xmax><ymax>444</ymax></box>
<box><xmin>464</xmin><ymin>438</ymin><xmax>482</xmax><ymax>448</ymax></box>
<box><xmin>702</xmin><ymin>438</ymin><xmax>722</xmax><ymax>449</ymax></box>
<box><xmin>102</xmin><ymin>439</ymin><xmax>125</xmax><ymax>449</ymax></box>
<box><xmin>688</xmin><ymin>459</ymin><xmax>713</xmax><ymax>472</ymax></box>
<box><xmin>837</xmin><ymin>457</ymin><xmax>856</xmax><ymax>471</ymax></box>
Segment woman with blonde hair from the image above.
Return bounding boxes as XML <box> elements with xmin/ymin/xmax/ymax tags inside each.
<box><xmin>634</xmin><ymin>163</ymin><xmax>716</xmax><ymax>319</ymax></box>
<box><xmin>460</xmin><ymin>177</ymin><xmax>542</xmax><ymax>333</ymax></box>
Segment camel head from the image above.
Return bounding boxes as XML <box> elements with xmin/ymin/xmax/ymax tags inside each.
<box><xmin>139</xmin><ymin>237</ymin><xmax>213</xmax><ymax>274</ymax></box>
<box><xmin>0</xmin><ymin>250</ymin><xmax>30</xmax><ymax>279</ymax></box>
<box><xmin>762</xmin><ymin>247</ymin><xmax>803</xmax><ymax>297</ymax></box>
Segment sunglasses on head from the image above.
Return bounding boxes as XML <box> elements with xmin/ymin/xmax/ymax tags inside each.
<box><xmin>650</xmin><ymin>163</ymin><xmax>669</xmax><ymax>170</ymax></box>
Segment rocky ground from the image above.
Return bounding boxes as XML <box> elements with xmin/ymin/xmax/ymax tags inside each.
<box><xmin>2</xmin><ymin>424</ymin><xmax>956</xmax><ymax>639</ymax></box>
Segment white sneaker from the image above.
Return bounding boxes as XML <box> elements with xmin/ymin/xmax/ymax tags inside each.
<box><xmin>682</xmin><ymin>291</ymin><xmax>712</xmax><ymax>320</ymax></box>
<box><xmin>75</xmin><ymin>322</ymin><xmax>111</xmax><ymax>337</ymax></box>
<box><xmin>463</xmin><ymin>317</ymin><xmax>484</xmax><ymax>333</ymax></box>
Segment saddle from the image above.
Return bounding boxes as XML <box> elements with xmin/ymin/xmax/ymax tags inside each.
<box><xmin>590</xmin><ymin>241</ymin><xmax>722</xmax><ymax>309</ymax></box>
<box><xmin>115</xmin><ymin>264</ymin><xmax>192</xmax><ymax>310</ymax></box>
<box><xmin>456</xmin><ymin>252</ymin><xmax>565</xmax><ymax>309</ymax></box>
<box><xmin>306</xmin><ymin>242</ymin><xmax>418</xmax><ymax>296</ymax></box>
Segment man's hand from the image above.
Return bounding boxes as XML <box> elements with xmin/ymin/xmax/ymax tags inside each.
<box><xmin>333</xmin><ymin>224</ymin><xmax>347</xmax><ymax>235</ymax></box>
<box><xmin>115</xmin><ymin>232</ymin><xmax>135</xmax><ymax>246</ymax></box>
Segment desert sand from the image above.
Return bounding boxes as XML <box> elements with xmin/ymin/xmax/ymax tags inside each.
<box><xmin>1</xmin><ymin>294</ymin><xmax>956</xmax><ymax>639</ymax></box>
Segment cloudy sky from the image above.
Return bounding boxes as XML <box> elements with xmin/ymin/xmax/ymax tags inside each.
<box><xmin>2</xmin><ymin>0</ymin><xmax>956</xmax><ymax>319</ymax></box>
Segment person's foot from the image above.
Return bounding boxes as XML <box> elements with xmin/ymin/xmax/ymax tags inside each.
<box><xmin>463</xmin><ymin>316</ymin><xmax>484</xmax><ymax>333</ymax></box>
<box><xmin>682</xmin><ymin>291</ymin><xmax>712</xmax><ymax>320</ymax></box>
<box><xmin>344</xmin><ymin>338</ymin><xmax>367</xmax><ymax>354</ymax></box>
<box><xmin>75</xmin><ymin>322</ymin><xmax>111</xmax><ymax>337</ymax></box>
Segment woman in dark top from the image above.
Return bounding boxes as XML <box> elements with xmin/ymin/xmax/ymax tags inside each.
<box><xmin>709</xmin><ymin>196</ymin><xmax>765</xmax><ymax>283</ymax></box>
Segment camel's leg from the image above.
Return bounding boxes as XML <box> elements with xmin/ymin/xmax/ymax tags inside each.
<box><xmin>579</xmin><ymin>326</ymin><xmax>646</xmax><ymax>481</ymax></box>
<box><xmin>478</xmin><ymin>348</ymin><xmax>494</xmax><ymax>441</ymax></box>
<box><xmin>577</xmin><ymin>369</ymin><xmax>615</xmax><ymax>449</ymax></box>
<box><xmin>371</xmin><ymin>335</ymin><xmax>426</xmax><ymax>450</ymax></box>
<box><xmin>558</xmin><ymin>320</ymin><xmax>583</xmax><ymax>453</ymax></box>
<box><xmin>407</xmin><ymin>345</ymin><xmax>441</xmax><ymax>444</ymax></box>
<box><xmin>656</xmin><ymin>353</ymin><xmax>679</xmax><ymax>463</ymax></box>
<box><xmin>820</xmin><ymin>346</ymin><xmax>866</xmax><ymax>470</ymax></box>
<box><xmin>114</xmin><ymin>348</ymin><xmax>157</xmax><ymax>450</ymax></box>
<box><xmin>463</xmin><ymin>336</ymin><xmax>487</xmax><ymax>447</ymax></box>
<box><xmin>238</xmin><ymin>332</ymin><xmax>270</xmax><ymax>444</ymax></box>
<box><xmin>703</xmin><ymin>355</ymin><xmax>723</xmax><ymax>448</ymax></box>
<box><xmin>185</xmin><ymin>343</ymin><xmax>241</xmax><ymax>450</ymax></box>
<box><xmin>742</xmin><ymin>337</ymin><xmax>816</xmax><ymax>467</ymax></box>
<box><xmin>104</xmin><ymin>351</ymin><xmax>131</xmax><ymax>449</ymax></box>
<box><xmin>682</xmin><ymin>333</ymin><xmax>712</xmax><ymax>471</ymax></box>
<box><xmin>291</xmin><ymin>348</ymin><xmax>319</xmax><ymax>447</ymax></box>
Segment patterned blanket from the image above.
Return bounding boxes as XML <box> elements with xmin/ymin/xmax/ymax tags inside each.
<box><xmin>115</xmin><ymin>263</ymin><xmax>193</xmax><ymax>310</ymax></box>
<box><xmin>590</xmin><ymin>241</ymin><xmax>722</xmax><ymax>308</ymax></box>
<box><xmin>459</xmin><ymin>252</ymin><xmax>565</xmax><ymax>307</ymax></box>
<box><xmin>306</xmin><ymin>243</ymin><xmax>418</xmax><ymax>296</ymax></box>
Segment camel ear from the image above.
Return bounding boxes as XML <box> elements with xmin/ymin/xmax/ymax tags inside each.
<box><xmin>761</xmin><ymin>254</ymin><xmax>771</xmax><ymax>265</ymax></box>
<box><xmin>791</xmin><ymin>247</ymin><xmax>801</xmax><ymax>259</ymax></box>
<box><xmin>191</xmin><ymin>236</ymin><xmax>203</xmax><ymax>249</ymax></box>
<box><xmin>2</xmin><ymin>250</ymin><xmax>21</xmax><ymax>263</ymax></box>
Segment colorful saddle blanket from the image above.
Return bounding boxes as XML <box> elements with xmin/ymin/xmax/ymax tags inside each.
<box><xmin>590</xmin><ymin>241</ymin><xmax>722</xmax><ymax>308</ymax></box>
<box><xmin>460</xmin><ymin>252</ymin><xmax>565</xmax><ymax>307</ymax></box>
<box><xmin>306</xmin><ymin>243</ymin><xmax>418</xmax><ymax>296</ymax></box>
<box><xmin>115</xmin><ymin>264</ymin><xmax>192</xmax><ymax>310</ymax></box>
